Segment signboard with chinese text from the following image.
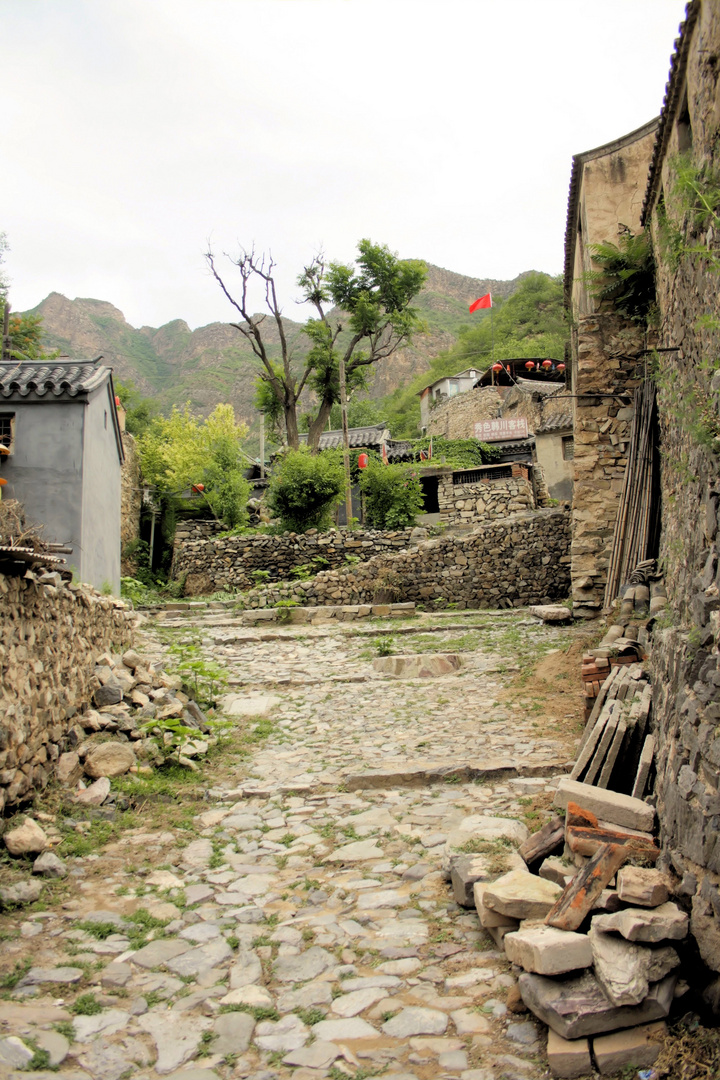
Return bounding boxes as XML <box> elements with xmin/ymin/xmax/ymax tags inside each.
<box><xmin>474</xmin><ymin>418</ymin><xmax>529</xmax><ymax>442</ymax></box>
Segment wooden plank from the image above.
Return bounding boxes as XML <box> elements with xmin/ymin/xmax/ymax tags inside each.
<box><xmin>565</xmin><ymin>826</ymin><xmax>659</xmax><ymax>862</ymax></box>
<box><xmin>518</xmin><ymin>816</ymin><xmax>565</xmax><ymax>867</ymax></box>
<box><xmin>578</xmin><ymin>667</ymin><xmax>621</xmax><ymax>753</ymax></box>
<box><xmin>598</xmin><ymin>718</ymin><xmax>627</xmax><ymax>789</ymax></box>
<box><xmin>545</xmin><ymin>843</ymin><xmax>630</xmax><ymax>932</ymax></box>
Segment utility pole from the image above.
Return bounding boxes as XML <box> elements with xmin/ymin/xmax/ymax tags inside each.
<box><xmin>338</xmin><ymin>352</ymin><xmax>353</xmax><ymax>527</ymax></box>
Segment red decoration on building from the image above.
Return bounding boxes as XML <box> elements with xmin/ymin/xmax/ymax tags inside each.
<box><xmin>357</xmin><ymin>453</ymin><xmax>369</xmax><ymax>469</ymax></box>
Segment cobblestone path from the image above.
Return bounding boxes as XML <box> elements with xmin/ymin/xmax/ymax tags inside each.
<box><xmin>0</xmin><ymin>608</ymin><xmax>584</xmax><ymax>1080</ymax></box>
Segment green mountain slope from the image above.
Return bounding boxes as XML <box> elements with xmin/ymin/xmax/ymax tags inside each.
<box><xmin>25</xmin><ymin>264</ymin><xmax>539</xmax><ymax>431</ymax></box>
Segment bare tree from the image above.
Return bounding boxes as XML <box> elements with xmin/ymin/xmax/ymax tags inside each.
<box><xmin>206</xmin><ymin>240</ymin><xmax>426</xmax><ymax>451</ymax></box>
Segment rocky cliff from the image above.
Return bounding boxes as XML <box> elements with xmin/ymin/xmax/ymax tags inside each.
<box><xmin>26</xmin><ymin>264</ymin><xmax>530</xmax><ymax>425</ymax></box>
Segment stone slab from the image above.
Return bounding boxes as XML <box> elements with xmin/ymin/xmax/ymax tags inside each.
<box><xmin>554</xmin><ymin>779</ymin><xmax>655</xmax><ymax>833</ymax></box>
<box><xmin>617</xmin><ymin>866</ymin><xmax>669</xmax><ymax>907</ymax></box>
<box><xmin>483</xmin><ymin>869</ymin><xmax>562</xmax><ymax>920</ymax></box>
<box><xmin>504</xmin><ymin>925</ymin><xmax>593</xmax><ymax>976</ymax></box>
<box><xmin>593</xmin><ymin>1020</ymin><xmax>666</xmax><ymax>1074</ymax></box>
<box><xmin>546</xmin><ymin>1029</ymin><xmax>591</xmax><ymax>1079</ymax></box>
<box><xmin>591</xmin><ymin>902</ymin><xmax>689</xmax><ymax>943</ymax></box>
<box><xmin>588</xmin><ymin>926</ymin><xmax>679</xmax><ymax>1006</ymax></box>
<box><xmin>518</xmin><ymin>971</ymin><xmax>677</xmax><ymax>1039</ymax></box>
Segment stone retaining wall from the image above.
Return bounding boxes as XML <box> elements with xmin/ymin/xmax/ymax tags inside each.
<box><xmin>172</xmin><ymin>526</ymin><xmax>427</xmax><ymax>593</ymax></box>
<box><xmin>0</xmin><ymin>570</ymin><xmax>132</xmax><ymax>812</ymax></box>
<box><xmin>240</xmin><ymin>509</ymin><xmax>571</xmax><ymax>609</ymax></box>
<box><xmin>437</xmin><ymin>467</ymin><xmax>535</xmax><ymax>525</ymax></box>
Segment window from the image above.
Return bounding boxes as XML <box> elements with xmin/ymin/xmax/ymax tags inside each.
<box><xmin>0</xmin><ymin>413</ymin><xmax>14</xmax><ymax>453</ymax></box>
<box><xmin>562</xmin><ymin>436</ymin><xmax>574</xmax><ymax>461</ymax></box>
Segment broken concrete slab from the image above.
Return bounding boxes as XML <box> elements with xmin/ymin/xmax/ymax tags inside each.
<box><xmin>616</xmin><ymin>866</ymin><xmax>669</xmax><ymax>907</ymax></box>
<box><xmin>588</xmin><ymin>926</ymin><xmax>680</xmax><ymax>1006</ymax></box>
<box><xmin>518</xmin><ymin>970</ymin><xmax>677</xmax><ymax>1039</ymax></box>
<box><xmin>546</xmin><ymin>1028</ymin><xmax>592</xmax><ymax>1079</ymax></box>
<box><xmin>593</xmin><ymin>1020</ymin><xmax>666</xmax><ymax>1074</ymax></box>
<box><xmin>554</xmin><ymin>779</ymin><xmax>655</xmax><ymax>833</ymax></box>
<box><xmin>482</xmin><ymin>869</ymin><xmax>562</xmax><ymax>920</ymax></box>
<box><xmin>591</xmin><ymin>902</ymin><xmax>689</xmax><ymax>943</ymax></box>
<box><xmin>504</xmin><ymin>926</ymin><xmax>593</xmax><ymax>976</ymax></box>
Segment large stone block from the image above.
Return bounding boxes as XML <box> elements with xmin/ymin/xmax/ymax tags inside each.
<box><xmin>591</xmin><ymin>902</ymin><xmax>688</xmax><ymax>943</ymax></box>
<box><xmin>518</xmin><ymin>970</ymin><xmax>676</xmax><ymax>1039</ymax></box>
<box><xmin>588</xmin><ymin>926</ymin><xmax>679</xmax><ymax>1006</ymax></box>
<box><xmin>483</xmin><ymin>869</ymin><xmax>562</xmax><ymax>920</ymax></box>
<box><xmin>546</xmin><ymin>1029</ymin><xmax>592</xmax><ymax>1079</ymax></box>
<box><xmin>616</xmin><ymin>867</ymin><xmax>669</xmax><ymax>907</ymax></box>
<box><xmin>554</xmin><ymin>779</ymin><xmax>655</xmax><ymax>832</ymax></box>
<box><xmin>505</xmin><ymin>925</ymin><xmax>592</xmax><ymax>975</ymax></box>
<box><xmin>593</xmin><ymin>1021</ymin><xmax>666</xmax><ymax>1075</ymax></box>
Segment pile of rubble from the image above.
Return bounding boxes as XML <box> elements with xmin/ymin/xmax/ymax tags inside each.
<box><xmin>448</xmin><ymin>779</ymin><xmax>688</xmax><ymax>1077</ymax></box>
<box><xmin>56</xmin><ymin>646</ymin><xmax>217</xmax><ymax>795</ymax></box>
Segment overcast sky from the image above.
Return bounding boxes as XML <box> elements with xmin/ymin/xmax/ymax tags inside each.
<box><xmin>2</xmin><ymin>0</ymin><xmax>688</xmax><ymax>330</ymax></box>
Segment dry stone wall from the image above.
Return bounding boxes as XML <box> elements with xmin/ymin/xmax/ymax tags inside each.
<box><xmin>437</xmin><ymin>468</ymin><xmax>535</xmax><ymax>525</ymax></box>
<box><xmin>172</xmin><ymin>526</ymin><xmax>428</xmax><ymax>593</ymax></box>
<box><xmin>240</xmin><ymin>509</ymin><xmax>570</xmax><ymax>610</ymax></box>
<box><xmin>120</xmin><ymin>432</ymin><xmax>142</xmax><ymax>577</ymax></box>
<box><xmin>0</xmin><ymin>570</ymin><xmax>132</xmax><ymax>812</ymax></box>
<box><xmin>571</xmin><ymin>313</ymin><xmax>646</xmax><ymax>617</ymax></box>
<box><xmin>427</xmin><ymin>387</ymin><xmax>502</xmax><ymax>438</ymax></box>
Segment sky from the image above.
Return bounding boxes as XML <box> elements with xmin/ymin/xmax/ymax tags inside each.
<box><xmin>2</xmin><ymin>0</ymin><xmax>688</xmax><ymax>331</ymax></box>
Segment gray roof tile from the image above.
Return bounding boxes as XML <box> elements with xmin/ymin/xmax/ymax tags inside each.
<box><xmin>0</xmin><ymin>359</ymin><xmax>109</xmax><ymax>400</ymax></box>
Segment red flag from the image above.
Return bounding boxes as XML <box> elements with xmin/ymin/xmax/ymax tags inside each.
<box><xmin>469</xmin><ymin>293</ymin><xmax>492</xmax><ymax>313</ymax></box>
<box><xmin>381</xmin><ymin>442</ymin><xmax>389</xmax><ymax>465</ymax></box>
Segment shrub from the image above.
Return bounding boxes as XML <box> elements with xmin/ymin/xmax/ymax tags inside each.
<box><xmin>267</xmin><ymin>447</ymin><xmax>346</xmax><ymax>532</ymax></box>
<box><xmin>360</xmin><ymin>460</ymin><xmax>424</xmax><ymax>529</ymax></box>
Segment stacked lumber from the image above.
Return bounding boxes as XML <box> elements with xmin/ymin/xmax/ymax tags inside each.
<box><xmin>471</xmin><ymin>782</ymin><xmax>688</xmax><ymax>1078</ymax></box>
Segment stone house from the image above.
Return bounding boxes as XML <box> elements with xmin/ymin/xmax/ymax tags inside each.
<box><xmin>567</xmin><ymin>0</ymin><xmax>720</xmax><ymax>978</ymax></box>
<box><xmin>0</xmin><ymin>358</ymin><xmax>124</xmax><ymax>592</ymax></box>
<box><xmin>424</xmin><ymin>367</ymin><xmax>573</xmax><ymax>502</ymax></box>
<box><xmin>564</xmin><ymin>119</ymin><xmax>660</xmax><ymax>616</ymax></box>
<box><xmin>419</xmin><ymin>368</ymin><xmax>483</xmax><ymax>431</ymax></box>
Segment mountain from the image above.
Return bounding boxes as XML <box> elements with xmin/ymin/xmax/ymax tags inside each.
<box><xmin>26</xmin><ymin>265</ymin><xmax>531</xmax><ymax>426</ymax></box>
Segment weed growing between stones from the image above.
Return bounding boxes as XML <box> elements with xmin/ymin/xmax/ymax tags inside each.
<box><xmin>71</xmin><ymin>993</ymin><xmax>102</xmax><ymax>1016</ymax></box>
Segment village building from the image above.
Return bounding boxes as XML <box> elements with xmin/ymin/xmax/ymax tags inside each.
<box><xmin>0</xmin><ymin>358</ymin><xmax>124</xmax><ymax>592</ymax></box>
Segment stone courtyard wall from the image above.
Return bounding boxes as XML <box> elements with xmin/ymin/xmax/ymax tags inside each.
<box><xmin>172</xmin><ymin>526</ymin><xmax>427</xmax><ymax>592</ymax></box>
<box><xmin>120</xmin><ymin>431</ymin><xmax>142</xmax><ymax>577</ymax></box>
<box><xmin>437</xmin><ymin>467</ymin><xmax>535</xmax><ymax>525</ymax></box>
<box><xmin>240</xmin><ymin>508</ymin><xmax>570</xmax><ymax>610</ymax></box>
<box><xmin>0</xmin><ymin>570</ymin><xmax>132</xmax><ymax>812</ymax></box>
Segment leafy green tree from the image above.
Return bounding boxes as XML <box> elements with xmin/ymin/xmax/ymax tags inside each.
<box><xmin>360</xmin><ymin>460</ymin><xmax>425</xmax><ymax>529</ymax></box>
<box><xmin>266</xmin><ymin>446</ymin><xmax>346</xmax><ymax>532</ymax></box>
<box><xmin>115</xmin><ymin>379</ymin><xmax>158</xmax><ymax>436</ymax></box>
<box><xmin>206</xmin><ymin>240</ymin><xmax>426</xmax><ymax>451</ymax></box>
<box><xmin>138</xmin><ymin>403</ymin><xmax>250</xmax><ymax>527</ymax></box>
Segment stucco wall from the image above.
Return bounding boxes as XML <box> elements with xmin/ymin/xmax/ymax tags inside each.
<box><xmin>81</xmin><ymin>383</ymin><xmax>122</xmax><ymax>593</ymax></box>
<box><xmin>1</xmin><ymin>400</ymin><xmax>85</xmax><ymax>559</ymax></box>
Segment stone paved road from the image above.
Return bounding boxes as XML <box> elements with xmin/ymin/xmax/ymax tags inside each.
<box><xmin>0</xmin><ymin>608</ymin><xmax>584</xmax><ymax>1080</ymax></box>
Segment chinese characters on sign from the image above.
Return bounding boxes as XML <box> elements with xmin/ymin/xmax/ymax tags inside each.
<box><xmin>474</xmin><ymin>418</ymin><xmax>529</xmax><ymax>442</ymax></box>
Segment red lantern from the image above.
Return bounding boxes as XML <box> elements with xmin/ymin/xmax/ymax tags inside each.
<box><xmin>491</xmin><ymin>363</ymin><xmax>503</xmax><ymax>373</ymax></box>
<box><xmin>557</xmin><ymin>362</ymin><xmax>566</xmax><ymax>372</ymax></box>
<box><xmin>541</xmin><ymin>359</ymin><xmax>553</xmax><ymax>370</ymax></box>
<box><xmin>525</xmin><ymin>361</ymin><xmax>535</xmax><ymax>371</ymax></box>
<box><xmin>192</xmin><ymin>483</ymin><xmax>205</xmax><ymax>493</ymax></box>
<box><xmin>357</xmin><ymin>453</ymin><xmax>369</xmax><ymax>469</ymax></box>
<box><xmin>115</xmin><ymin>395</ymin><xmax>121</xmax><ymax>407</ymax></box>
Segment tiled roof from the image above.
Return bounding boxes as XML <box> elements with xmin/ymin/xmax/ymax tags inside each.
<box><xmin>0</xmin><ymin>359</ymin><xmax>110</xmax><ymax>400</ymax></box>
<box><xmin>641</xmin><ymin>1</ymin><xmax>700</xmax><ymax>224</ymax></box>
<box><xmin>537</xmin><ymin>411</ymin><xmax>573</xmax><ymax>434</ymax></box>
<box><xmin>515</xmin><ymin>377</ymin><xmax>565</xmax><ymax>396</ymax></box>
<box><xmin>299</xmin><ymin>424</ymin><xmax>389</xmax><ymax>450</ymax></box>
